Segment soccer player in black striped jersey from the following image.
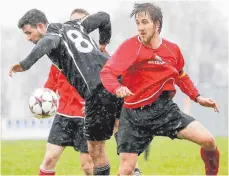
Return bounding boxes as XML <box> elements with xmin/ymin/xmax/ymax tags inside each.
<box><xmin>9</xmin><ymin>9</ymin><xmax>123</xmax><ymax>175</ymax></box>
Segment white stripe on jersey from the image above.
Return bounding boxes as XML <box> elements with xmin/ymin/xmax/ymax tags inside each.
<box><xmin>124</xmin><ymin>78</ymin><xmax>175</xmax><ymax>105</ymax></box>
<box><xmin>62</xmin><ymin>40</ymin><xmax>91</xmax><ymax>93</ymax></box>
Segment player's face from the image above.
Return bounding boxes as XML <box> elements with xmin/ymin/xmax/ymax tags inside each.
<box><xmin>22</xmin><ymin>24</ymin><xmax>44</xmax><ymax>44</ymax></box>
<box><xmin>135</xmin><ymin>12</ymin><xmax>158</xmax><ymax>44</ymax></box>
<box><xmin>71</xmin><ymin>13</ymin><xmax>87</xmax><ymax>20</ymax></box>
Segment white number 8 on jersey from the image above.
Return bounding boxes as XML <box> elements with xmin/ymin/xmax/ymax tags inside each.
<box><xmin>67</xmin><ymin>30</ymin><xmax>93</xmax><ymax>53</ymax></box>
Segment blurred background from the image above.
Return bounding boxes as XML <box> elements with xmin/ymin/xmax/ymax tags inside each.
<box><xmin>0</xmin><ymin>0</ymin><xmax>228</xmax><ymax>175</ymax></box>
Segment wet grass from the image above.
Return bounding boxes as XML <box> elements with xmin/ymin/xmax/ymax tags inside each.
<box><xmin>1</xmin><ymin>137</ymin><xmax>228</xmax><ymax>175</ymax></box>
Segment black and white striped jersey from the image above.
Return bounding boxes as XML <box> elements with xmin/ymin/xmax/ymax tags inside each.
<box><xmin>20</xmin><ymin>12</ymin><xmax>111</xmax><ymax>98</ymax></box>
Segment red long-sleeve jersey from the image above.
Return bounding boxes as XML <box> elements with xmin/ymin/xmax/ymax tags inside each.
<box><xmin>101</xmin><ymin>36</ymin><xmax>199</xmax><ymax>109</ymax></box>
<box><xmin>44</xmin><ymin>65</ymin><xmax>85</xmax><ymax>118</ymax></box>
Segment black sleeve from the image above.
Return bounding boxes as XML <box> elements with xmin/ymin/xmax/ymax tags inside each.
<box><xmin>20</xmin><ymin>35</ymin><xmax>60</xmax><ymax>71</ymax></box>
<box><xmin>81</xmin><ymin>11</ymin><xmax>111</xmax><ymax>45</ymax></box>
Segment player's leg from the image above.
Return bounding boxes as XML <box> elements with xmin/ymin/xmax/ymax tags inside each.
<box><xmin>79</xmin><ymin>153</ymin><xmax>94</xmax><ymax>175</ymax></box>
<box><xmin>119</xmin><ymin>153</ymin><xmax>138</xmax><ymax>175</ymax></box>
<box><xmin>84</xmin><ymin>85</ymin><xmax>122</xmax><ymax>175</ymax></box>
<box><xmin>85</xmin><ymin>114</ymin><xmax>111</xmax><ymax>175</ymax></box>
<box><xmin>154</xmin><ymin>94</ymin><xmax>219</xmax><ymax>175</ymax></box>
<box><xmin>87</xmin><ymin>141</ymin><xmax>110</xmax><ymax>175</ymax></box>
<box><xmin>114</xmin><ymin>118</ymin><xmax>142</xmax><ymax>175</ymax></box>
<box><xmin>118</xmin><ymin>106</ymin><xmax>153</xmax><ymax>175</ymax></box>
<box><xmin>177</xmin><ymin>121</ymin><xmax>219</xmax><ymax>175</ymax></box>
<box><xmin>39</xmin><ymin>115</ymin><xmax>71</xmax><ymax>175</ymax></box>
<box><xmin>134</xmin><ymin>141</ymin><xmax>152</xmax><ymax>175</ymax></box>
<box><xmin>115</xmin><ymin>118</ymin><xmax>140</xmax><ymax>175</ymax></box>
<box><xmin>72</xmin><ymin>118</ymin><xmax>94</xmax><ymax>175</ymax></box>
<box><xmin>40</xmin><ymin>143</ymin><xmax>65</xmax><ymax>175</ymax></box>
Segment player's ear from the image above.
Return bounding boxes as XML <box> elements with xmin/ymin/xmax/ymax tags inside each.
<box><xmin>37</xmin><ymin>23</ymin><xmax>42</xmax><ymax>28</ymax></box>
<box><xmin>37</xmin><ymin>23</ymin><xmax>45</xmax><ymax>30</ymax></box>
<box><xmin>155</xmin><ymin>21</ymin><xmax>160</xmax><ymax>31</ymax></box>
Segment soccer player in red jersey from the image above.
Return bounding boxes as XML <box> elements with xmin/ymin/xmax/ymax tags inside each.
<box><xmin>101</xmin><ymin>3</ymin><xmax>220</xmax><ymax>175</ymax></box>
<box><xmin>40</xmin><ymin>65</ymin><xmax>93</xmax><ymax>176</ymax></box>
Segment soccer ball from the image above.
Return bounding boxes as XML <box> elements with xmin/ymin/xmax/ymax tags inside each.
<box><xmin>29</xmin><ymin>88</ymin><xmax>59</xmax><ymax>119</ymax></box>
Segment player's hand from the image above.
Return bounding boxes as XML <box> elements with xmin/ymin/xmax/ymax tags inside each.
<box><xmin>99</xmin><ymin>44</ymin><xmax>107</xmax><ymax>52</ymax></box>
<box><xmin>9</xmin><ymin>64</ymin><xmax>24</xmax><ymax>77</ymax></box>
<box><xmin>196</xmin><ymin>96</ymin><xmax>219</xmax><ymax>113</ymax></box>
<box><xmin>115</xmin><ymin>86</ymin><xmax>134</xmax><ymax>98</ymax></box>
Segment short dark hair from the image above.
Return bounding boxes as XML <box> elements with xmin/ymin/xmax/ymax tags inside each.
<box><xmin>18</xmin><ymin>9</ymin><xmax>48</xmax><ymax>28</ymax></box>
<box><xmin>130</xmin><ymin>3</ymin><xmax>163</xmax><ymax>33</ymax></box>
<box><xmin>71</xmin><ymin>8</ymin><xmax>90</xmax><ymax>16</ymax></box>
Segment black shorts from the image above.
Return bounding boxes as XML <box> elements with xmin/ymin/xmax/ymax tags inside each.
<box><xmin>117</xmin><ymin>94</ymin><xmax>195</xmax><ymax>155</ymax></box>
<box><xmin>48</xmin><ymin>114</ymin><xmax>88</xmax><ymax>153</ymax></box>
<box><xmin>84</xmin><ymin>84</ymin><xmax>123</xmax><ymax>141</ymax></box>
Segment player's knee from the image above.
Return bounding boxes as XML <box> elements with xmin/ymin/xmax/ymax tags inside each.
<box><xmin>120</xmin><ymin>157</ymin><xmax>135</xmax><ymax>175</ymax></box>
<box><xmin>43</xmin><ymin>153</ymin><xmax>59</xmax><ymax>167</ymax></box>
<box><xmin>202</xmin><ymin>134</ymin><xmax>216</xmax><ymax>150</ymax></box>
<box><xmin>121</xmin><ymin>163</ymin><xmax>135</xmax><ymax>175</ymax></box>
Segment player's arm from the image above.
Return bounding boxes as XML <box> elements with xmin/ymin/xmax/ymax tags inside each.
<box><xmin>175</xmin><ymin>46</ymin><xmax>219</xmax><ymax>112</ymax></box>
<box><xmin>20</xmin><ymin>35</ymin><xmax>60</xmax><ymax>71</ymax></box>
<box><xmin>9</xmin><ymin>35</ymin><xmax>60</xmax><ymax>76</ymax></box>
<box><xmin>81</xmin><ymin>11</ymin><xmax>111</xmax><ymax>46</ymax></box>
<box><xmin>44</xmin><ymin>65</ymin><xmax>59</xmax><ymax>92</ymax></box>
<box><xmin>175</xmin><ymin>46</ymin><xmax>200</xmax><ymax>101</ymax></box>
<box><xmin>101</xmin><ymin>39</ymin><xmax>141</xmax><ymax>98</ymax></box>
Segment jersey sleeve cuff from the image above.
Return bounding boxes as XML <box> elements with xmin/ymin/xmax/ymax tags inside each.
<box><xmin>19</xmin><ymin>61</ymin><xmax>28</xmax><ymax>71</ymax></box>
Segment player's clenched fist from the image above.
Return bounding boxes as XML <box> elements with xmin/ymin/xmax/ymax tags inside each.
<box><xmin>115</xmin><ymin>86</ymin><xmax>134</xmax><ymax>98</ymax></box>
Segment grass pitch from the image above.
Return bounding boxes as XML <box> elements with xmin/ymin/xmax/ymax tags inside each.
<box><xmin>1</xmin><ymin>137</ymin><xmax>228</xmax><ymax>175</ymax></box>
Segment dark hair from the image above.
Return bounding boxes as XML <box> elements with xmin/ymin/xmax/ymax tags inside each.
<box><xmin>18</xmin><ymin>9</ymin><xmax>48</xmax><ymax>28</ymax></box>
<box><xmin>71</xmin><ymin>8</ymin><xmax>90</xmax><ymax>16</ymax></box>
<box><xmin>130</xmin><ymin>3</ymin><xmax>163</xmax><ymax>33</ymax></box>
